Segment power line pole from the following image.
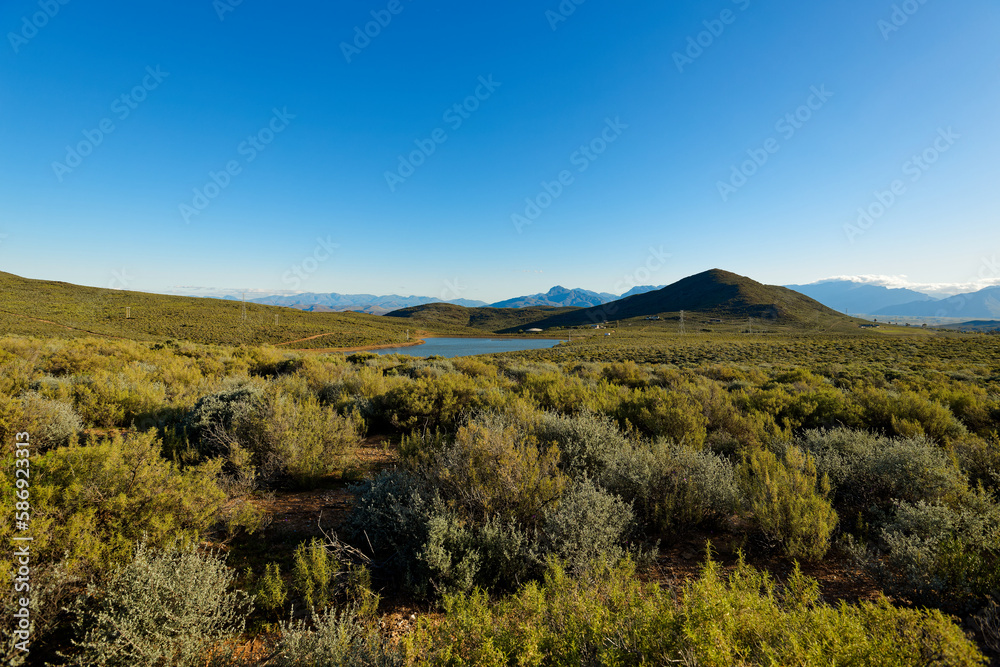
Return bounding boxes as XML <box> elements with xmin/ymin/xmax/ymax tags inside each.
<box><xmin>241</xmin><ymin>293</ymin><xmax>247</xmax><ymax>322</ymax></box>
<box><xmin>679</xmin><ymin>310</ymin><xmax>685</xmax><ymax>335</ymax></box>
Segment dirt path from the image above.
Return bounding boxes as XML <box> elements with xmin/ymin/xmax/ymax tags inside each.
<box><xmin>0</xmin><ymin>307</ymin><xmax>128</xmax><ymax>340</ymax></box>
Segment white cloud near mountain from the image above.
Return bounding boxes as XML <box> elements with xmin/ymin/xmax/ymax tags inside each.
<box><xmin>816</xmin><ymin>271</ymin><xmax>1000</xmax><ymax>297</ymax></box>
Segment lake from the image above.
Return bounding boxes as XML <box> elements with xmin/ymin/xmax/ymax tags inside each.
<box><xmin>373</xmin><ymin>337</ymin><xmax>566</xmax><ymax>358</ymax></box>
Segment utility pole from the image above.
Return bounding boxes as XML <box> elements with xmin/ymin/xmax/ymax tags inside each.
<box><xmin>679</xmin><ymin>310</ymin><xmax>685</xmax><ymax>335</ymax></box>
<box><xmin>241</xmin><ymin>293</ymin><xmax>247</xmax><ymax>322</ymax></box>
<box><xmin>125</xmin><ymin>306</ymin><xmax>131</xmax><ymax>319</ymax></box>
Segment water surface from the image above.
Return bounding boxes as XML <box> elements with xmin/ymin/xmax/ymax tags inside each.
<box><xmin>374</xmin><ymin>337</ymin><xmax>565</xmax><ymax>358</ymax></box>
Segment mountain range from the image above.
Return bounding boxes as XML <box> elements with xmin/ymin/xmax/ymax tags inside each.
<box><xmin>784</xmin><ymin>281</ymin><xmax>936</xmax><ymax>315</ymax></box>
<box><xmin>873</xmin><ymin>286</ymin><xmax>1000</xmax><ymax>319</ymax></box>
<box><xmin>242</xmin><ymin>285</ymin><xmax>665</xmax><ymax>315</ymax></box>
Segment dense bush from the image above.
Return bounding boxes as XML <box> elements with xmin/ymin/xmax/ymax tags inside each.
<box><xmin>855</xmin><ymin>490</ymin><xmax>1000</xmax><ymax>610</ymax></box>
<box><xmin>739</xmin><ymin>446</ymin><xmax>838</xmax><ymax>561</ymax></box>
<box><xmin>541</xmin><ymin>478</ymin><xmax>633</xmax><ymax>573</ymax></box>
<box><xmin>67</xmin><ymin>543</ymin><xmax>250</xmax><ymax>667</ymax></box>
<box><xmin>406</xmin><ymin>557</ymin><xmax>986</xmax><ymax>666</ymax></box>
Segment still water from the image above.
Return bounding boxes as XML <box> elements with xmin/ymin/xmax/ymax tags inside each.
<box><xmin>373</xmin><ymin>337</ymin><xmax>565</xmax><ymax>358</ymax></box>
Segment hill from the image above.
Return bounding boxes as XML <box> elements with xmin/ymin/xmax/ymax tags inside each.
<box><xmin>500</xmin><ymin>269</ymin><xmax>854</xmax><ymax>332</ymax></box>
<box><xmin>874</xmin><ymin>286</ymin><xmax>1000</xmax><ymax>319</ymax></box>
<box><xmin>384</xmin><ymin>302</ymin><xmax>580</xmax><ymax>331</ymax></box>
<box><xmin>785</xmin><ymin>280</ymin><xmax>935</xmax><ymax>315</ymax></box>
<box><xmin>0</xmin><ymin>271</ymin><xmax>419</xmax><ymax>348</ymax></box>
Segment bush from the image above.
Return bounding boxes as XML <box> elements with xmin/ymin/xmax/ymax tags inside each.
<box><xmin>796</xmin><ymin>428</ymin><xmax>970</xmax><ymax>513</ymax></box>
<box><xmin>533</xmin><ymin>411</ymin><xmax>632</xmax><ymax>481</ymax></box>
<box><xmin>541</xmin><ymin>478</ymin><xmax>633</xmax><ymax>573</ymax></box>
<box><xmin>407</xmin><ymin>556</ymin><xmax>986</xmax><ymax>666</ymax></box>
<box><xmin>253</xmin><ymin>562</ymin><xmax>287</xmax><ymax>614</ymax></box>
<box><xmin>261</xmin><ymin>607</ymin><xmax>402</xmax><ymax>667</ymax></box>
<box><xmin>616</xmin><ymin>386</ymin><xmax>708</xmax><ymax>447</ymax></box>
<box><xmin>739</xmin><ymin>446</ymin><xmax>838</xmax><ymax>561</ymax></box>
<box><xmin>17</xmin><ymin>392</ymin><xmax>82</xmax><ymax>451</ymax></box>
<box><xmin>861</xmin><ymin>491</ymin><xmax>1000</xmax><ymax>610</ymax></box>
<box><xmin>293</xmin><ymin>538</ymin><xmax>337</xmax><ymax>611</ymax></box>
<box><xmin>67</xmin><ymin>543</ymin><xmax>250</xmax><ymax>667</ymax></box>
<box><xmin>0</xmin><ymin>430</ymin><xmax>228</xmax><ymax>585</ymax></box>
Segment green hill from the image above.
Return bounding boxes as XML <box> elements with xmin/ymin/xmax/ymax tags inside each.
<box><xmin>0</xmin><ymin>271</ymin><xmax>418</xmax><ymax>348</ymax></box>
<box><xmin>498</xmin><ymin>269</ymin><xmax>857</xmax><ymax>332</ymax></box>
<box><xmin>384</xmin><ymin>302</ymin><xmax>580</xmax><ymax>332</ymax></box>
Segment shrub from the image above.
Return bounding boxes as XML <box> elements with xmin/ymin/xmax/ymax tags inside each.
<box><xmin>739</xmin><ymin>446</ymin><xmax>838</xmax><ymax>561</ymax></box>
<box><xmin>649</xmin><ymin>442</ymin><xmax>740</xmax><ymax>531</ymax></box>
<box><xmin>18</xmin><ymin>392</ymin><xmax>82</xmax><ymax>450</ymax></box>
<box><xmin>253</xmin><ymin>562</ymin><xmax>287</xmax><ymax>614</ymax></box>
<box><xmin>541</xmin><ymin>478</ymin><xmax>633</xmax><ymax>573</ymax></box>
<box><xmin>412</xmin><ymin>416</ymin><xmax>567</xmax><ymax>528</ymax></box>
<box><xmin>67</xmin><ymin>543</ymin><xmax>251</xmax><ymax>667</ymax></box>
<box><xmin>184</xmin><ymin>382</ymin><xmax>266</xmax><ymax>458</ymax></box>
<box><xmin>293</xmin><ymin>538</ymin><xmax>337</xmax><ymax>611</ymax></box>
<box><xmin>533</xmin><ymin>411</ymin><xmax>632</xmax><ymax>481</ymax></box>
<box><xmin>379</xmin><ymin>374</ymin><xmax>485</xmax><ymax>431</ymax></box>
<box><xmin>616</xmin><ymin>386</ymin><xmax>708</xmax><ymax>447</ymax></box>
<box><xmin>862</xmin><ymin>491</ymin><xmax>1000</xmax><ymax>610</ymax></box>
<box><xmin>407</xmin><ymin>556</ymin><xmax>986</xmax><ymax>666</ymax></box>
<box><xmin>262</xmin><ymin>607</ymin><xmax>403</xmax><ymax>667</ymax></box>
<box><xmin>796</xmin><ymin>428</ymin><xmax>970</xmax><ymax>513</ymax></box>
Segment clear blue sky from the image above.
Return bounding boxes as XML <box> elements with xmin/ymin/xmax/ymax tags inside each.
<box><xmin>2</xmin><ymin>0</ymin><xmax>998</xmax><ymax>302</ymax></box>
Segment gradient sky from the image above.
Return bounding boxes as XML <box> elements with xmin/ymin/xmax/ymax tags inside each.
<box><xmin>2</xmin><ymin>0</ymin><xmax>998</xmax><ymax>303</ymax></box>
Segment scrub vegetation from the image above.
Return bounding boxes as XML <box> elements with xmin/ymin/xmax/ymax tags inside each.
<box><xmin>1</xmin><ymin>327</ymin><xmax>998</xmax><ymax>665</ymax></box>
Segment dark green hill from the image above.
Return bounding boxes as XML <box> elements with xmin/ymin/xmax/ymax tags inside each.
<box><xmin>384</xmin><ymin>302</ymin><xmax>580</xmax><ymax>332</ymax></box>
<box><xmin>0</xmin><ymin>271</ymin><xmax>416</xmax><ymax>348</ymax></box>
<box><xmin>498</xmin><ymin>269</ymin><xmax>854</xmax><ymax>332</ymax></box>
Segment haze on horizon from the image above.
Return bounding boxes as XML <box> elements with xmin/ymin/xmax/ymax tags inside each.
<box><xmin>1</xmin><ymin>0</ymin><xmax>998</xmax><ymax>303</ymax></box>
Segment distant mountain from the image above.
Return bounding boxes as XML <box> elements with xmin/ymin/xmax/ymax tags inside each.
<box><xmin>501</xmin><ymin>269</ymin><xmax>850</xmax><ymax>332</ymax></box>
<box><xmin>874</xmin><ymin>286</ymin><xmax>1000</xmax><ymax>319</ymax></box>
<box><xmin>247</xmin><ymin>293</ymin><xmax>486</xmax><ymax>316</ymax></box>
<box><xmin>932</xmin><ymin>320</ymin><xmax>1000</xmax><ymax>332</ymax></box>
<box><xmin>785</xmin><ymin>281</ymin><xmax>935</xmax><ymax>315</ymax></box>
<box><xmin>490</xmin><ymin>286</ymin><xmax>616</xmax><ymax>309</ymax></box>
<box><xmin>620</xmin><ymin>285</ymin><xmax>665</xmax><ymax>298</ymax></box>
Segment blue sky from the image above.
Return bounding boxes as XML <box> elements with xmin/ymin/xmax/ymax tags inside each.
<box><xmin>1</xmin><ymin>0</ymin><xmax>998</xmax><ymax>302</ymax></box>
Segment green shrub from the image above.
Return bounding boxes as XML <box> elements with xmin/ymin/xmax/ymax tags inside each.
<box><xmin>17</xmin><ymin>392</ymin><xmax>82</xmax><ymax>450</ymax></box>
<box><xmin>541</xmin><ymin>478</ymin><xmax>633</xmax><ymax>573</ymax></box>
<box><xmin>407</xmin><ymin>556</ymin><xmax>986</xmax><ymax>666</ymax></box>
<box><xmin>533</xmin><ymin>411</ymin><xmax>632</xmax><ymax>481</ymax></box>
<box><xmin>293</xmin><ymin>538</ymin><xmax>337</xmax><ymax>611</ymax></box>
<box><xmin>616</xmin><ymin>386</ymin><xmax>708</xmax><ymax>447</ymax></box>
<box><xmin>796</xmin><ymin>428</ymin><xmax>970</xmax><ymax>513</ymax></box>
<box><xmin>262</xmin><ymin>607</ymin><xmax>402</xmax><ymax>667</ymax></box>
<box><xmin>860</xmin><ymin>491</ymin><xmax>1000</xmax><ymax>610</ymax></box>
<box><xmin>67</xmin><ymin>543</ymin><xmax>251</xmax><ymax>667</ymax></box>
<box><xmin>254</xmin><ymin>562</ymin><xmax>287</xmax><ymax>614</ymax></box>
<box><xmin>0</xmin><ymin>430</ymin><xmax>227</xmax><ymax>585</ymax></box>
<box><xmin>739</xmin><ymin>446</ymin><xmax>838</xmax><ymax>561</ymax></box>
